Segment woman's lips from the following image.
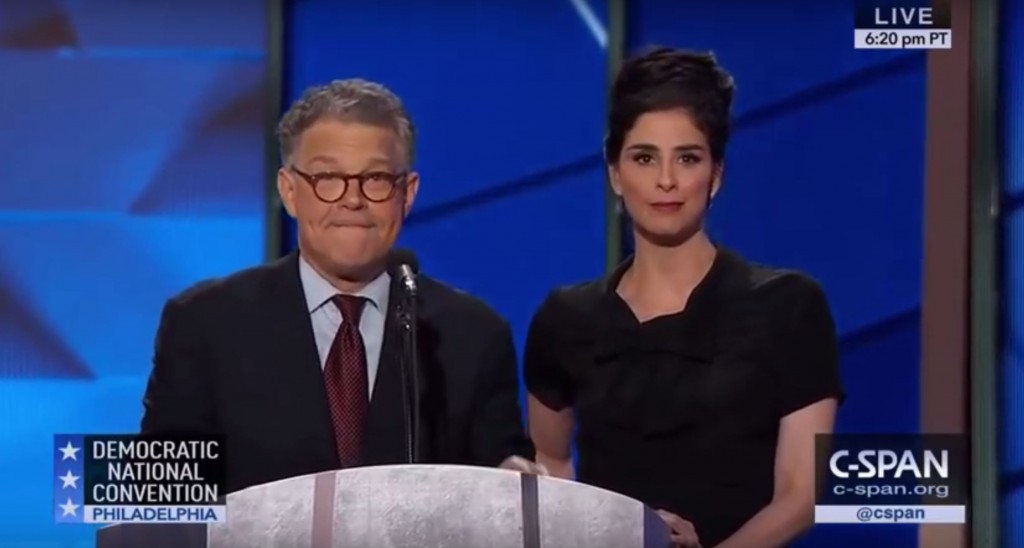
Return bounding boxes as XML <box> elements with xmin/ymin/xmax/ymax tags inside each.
<box><xmin>650</xmin><ymin>201</ymin><xmax>684</xmax><ymax>213</ymax></box>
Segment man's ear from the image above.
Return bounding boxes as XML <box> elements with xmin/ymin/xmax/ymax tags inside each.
<box><xmin>277</xmin><ymin>168</ymin><xmax>297</xmax><ymax>218</ymax></box>
<box><xmin>402</xmin><ymin>172</ymin><xmax>420</xmax><ymax>217</ymax></box>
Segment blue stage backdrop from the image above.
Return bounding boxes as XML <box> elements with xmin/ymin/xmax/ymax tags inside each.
<box><xmin>286</xmin><ymin>3</ymin><xmax>925</xmax><ymax>547</ymax></box>
<box><xmin>283</xmin><ymin>0</ymin><xmax>609</xmax><ymax>377</ymax></box>
<box><xmin>0</xmin><ymin>2</ymin><xmax>268</xmax><ymax>545</ymax></box>
<box><xmin>1001</xmin><ymin>0</ymin><xmax>1023</xmax><ymax>543</ymax></box>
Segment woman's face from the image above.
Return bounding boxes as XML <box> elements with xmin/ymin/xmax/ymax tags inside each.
<box><xmin>609</xmin><ymin>108</ymin><xmax>721</xmax><ymax>246</ymax></box>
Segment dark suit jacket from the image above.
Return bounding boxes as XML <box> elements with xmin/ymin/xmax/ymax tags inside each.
<box><xmin>141</xmin><ymin>251</ymin><xmax>533</xmax><ymax>493</ymax></box>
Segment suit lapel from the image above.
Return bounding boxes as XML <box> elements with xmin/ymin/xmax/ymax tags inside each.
<box><xmin>364</xmin><ymin>275</ymin><xmax>412</xmax><ymax>464</ymax></box>
<box><xmin>261</xmin><ymin>251</ymin><xmax>338</xmax><ymax>467</ymax></box>
<box><xmin>364</xmin><ymin>276</ymin><xmax>448</xmax><ymax>465</ymax></box>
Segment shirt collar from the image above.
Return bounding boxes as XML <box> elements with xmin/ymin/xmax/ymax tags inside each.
<box><xmin>298</xmin><ymin>255</ymin><xmax>391</xmax><ymax>313</ymax></box>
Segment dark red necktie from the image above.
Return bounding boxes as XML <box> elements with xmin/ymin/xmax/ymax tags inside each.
<box><xmin>324</xmin><ymin>294</ymin><xmax>368</xmax><ymax>466</ymax></box>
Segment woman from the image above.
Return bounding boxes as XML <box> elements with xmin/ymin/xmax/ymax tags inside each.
<box><xmin>524</xmin><ymin>48</ymin><xmax>843</xmax><ymax>548</ymax></box>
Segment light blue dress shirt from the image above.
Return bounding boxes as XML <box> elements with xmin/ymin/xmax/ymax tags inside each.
<box><xmin>298</xmin><ymin>256</ymin><xmax>390</xmax><ymax>398</ymax></box>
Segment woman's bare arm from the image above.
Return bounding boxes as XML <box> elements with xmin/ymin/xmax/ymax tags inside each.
<box><xmin>527</xmin><ymin>394</ymin><xmax>575</xmax><ymax>479</ymax></box>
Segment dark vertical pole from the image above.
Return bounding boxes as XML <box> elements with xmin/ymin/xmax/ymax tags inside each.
<box><xmin>264</xmin><ymin>0</ymin><xmax>285</xmax><ymax>261</ymax></box>
<box><xmin>604</xmin><ymin>0</ymin><xmax>626</xmax><ymax>274</ymax></box>
<box><xmin>920</xmin><ymin>0</ymin><xmax>971</xmax><ymax>546</ymax></box>
<box><xmin>969</xmin><ymin>0</ymin><xmax>1002</xmax><ymax>544</ymax></box>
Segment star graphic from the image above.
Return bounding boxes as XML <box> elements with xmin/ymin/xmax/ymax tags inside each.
<box><xmin>59</xmin><ymin>470</ymin><xmax>79</xmax><ymax>489</ymax></box>
<box><xmin>59</xmin><ymin>498</ymin><xmax>79</xmax><ymax>517</ymax></box>
<box><xmin>58</xmin><ymin>441</ymin><xmax>80</xmax><ymax>461</ymax></box>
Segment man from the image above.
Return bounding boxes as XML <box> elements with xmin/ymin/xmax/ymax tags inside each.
<box><xmin>141</xmin><ymin>79</ymin><xmax>538</xmax><ymax>493</ymax></box>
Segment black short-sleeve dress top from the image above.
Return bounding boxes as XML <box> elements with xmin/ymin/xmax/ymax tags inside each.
<box><xmin>524</xmin><ymin>248</ymin><xmax>843</xmax><ymax>547</ymax></box>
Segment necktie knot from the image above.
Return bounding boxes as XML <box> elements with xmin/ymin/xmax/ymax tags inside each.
<box><xmin>332</xmin><ymin>294</ymin><xmax>367</xmax><ymax>325</ymax></box>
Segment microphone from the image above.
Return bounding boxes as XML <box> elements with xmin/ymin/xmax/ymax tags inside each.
<box><xmin>388</xmin><ymin>249</ymin><xmax>419</xmax><ymax>297</ymax></box>
<box><xmin>387</xmin><ymin>249</ymin><xmax>421</xmax><ymax>464</ymax></box>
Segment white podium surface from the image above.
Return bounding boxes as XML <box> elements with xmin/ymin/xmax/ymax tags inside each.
<box><xmin>99</xmin><ymin>464</ymin><xmax>673</xmax><ymax>548</ymax></box>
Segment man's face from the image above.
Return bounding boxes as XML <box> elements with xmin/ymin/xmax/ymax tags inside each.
<box><xmin>278</xmin><ymin>119</ymin><xmax>419</xmax><ymax>280</ymax></box>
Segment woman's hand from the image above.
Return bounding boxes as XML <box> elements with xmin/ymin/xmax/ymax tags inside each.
<box><xmin>657</xmin><ymin>509</ymin><xmax>701</xmax><ymax>548</ymax></box>
<box><xmin>498</xmin><ymin>455</ymin><xmax>549</xmax><ymax>475</ymax></box>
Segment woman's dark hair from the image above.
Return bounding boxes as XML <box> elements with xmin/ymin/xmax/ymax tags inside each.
<box><xmin>605</xmin><ymin>47</ymin><xmax>735</xmax><ymax>165</ymax></box>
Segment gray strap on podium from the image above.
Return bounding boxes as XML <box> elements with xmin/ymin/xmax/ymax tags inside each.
<box><xmin>644</xmin><ymin>506</ymin><xmax>671</xmax><ymax>547</ymax></box>
<box><xmin>312</xmin><ymin>471</ymin><xmax>337</xmax><ymax>547</ymax></box>
<box><xmin>520</xmin><ymin>473</ymin><xmax>541</xmax><ymax>548</ymax></box>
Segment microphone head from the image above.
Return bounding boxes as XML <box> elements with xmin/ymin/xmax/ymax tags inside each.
<box><xmin>388</xmin><ymin>248</ymin><xmax>420</xmax><ymax>275</ymax></box>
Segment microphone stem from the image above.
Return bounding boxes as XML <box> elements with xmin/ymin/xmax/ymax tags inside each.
<box><xmin>399</xmin><ymin>292</ymin><xmax>420</xmax><ymax>464</ymax></box>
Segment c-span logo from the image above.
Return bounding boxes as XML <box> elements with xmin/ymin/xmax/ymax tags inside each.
<box><xmin>814</xmin><ymin>434</ymin><xmax>967</xmax><ymax>524</ymax></box>
<box><xmin>53</xmin><ymin>434</ymin><xmax>226</xmax><ymax>524</ymax></box>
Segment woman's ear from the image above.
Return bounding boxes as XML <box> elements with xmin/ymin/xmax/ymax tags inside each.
<box><xmin>709</xmin><ymin>161</ymin><xmax>724</xmax><ymax>202</ymax></box>
<box><xmin>607</xmin><ymin>165</ymin><xmax>623</xmax><ymax>197</ymax></box>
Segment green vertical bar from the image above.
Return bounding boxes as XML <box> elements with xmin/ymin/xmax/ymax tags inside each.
<box><xmin>264</xmin><ymin>0</ymin><xmax>285</xmax><ymax>261</ymax></box>
<box><xmin>604</xmin><ymin>0</ymin><xmax>627</xmax><ymax>274</ymax></box>
<box><xmin>970</xmin><ymin>0</ymin><xmax>1001</xmax><ymax>545</ymax></box>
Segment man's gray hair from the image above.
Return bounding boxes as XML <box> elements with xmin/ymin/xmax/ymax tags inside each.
<box><xmin>276</xmin><ymin>78</ymin><xmax>416</xmax><ymax>167</ymax></box>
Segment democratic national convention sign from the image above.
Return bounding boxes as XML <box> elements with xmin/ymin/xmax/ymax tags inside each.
<box><xmin>53</xmin><ymin>434</ymin><xmax>226</xmax><ymax>524</ymax></box>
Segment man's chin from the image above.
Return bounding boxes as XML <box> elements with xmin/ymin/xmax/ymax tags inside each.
<box><xmin>327</xmin><ymin>253</ymin><xmax>388</xmax><ymax>279</ymax></box>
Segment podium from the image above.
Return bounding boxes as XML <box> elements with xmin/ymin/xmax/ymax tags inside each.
<box><xmin>96</xmin><ymin>464</ymin><xmax>672</xmax><ymax>547</ymax></box>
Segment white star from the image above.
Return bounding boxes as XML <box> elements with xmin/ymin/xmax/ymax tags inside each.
<box><xmin>59</xmin><ymin>498</ymin><xmax>79</xmax><ymax>517</ymax></box>
<box><xmin>59</xmin><ymin>471</ymin><xmax>79</xmax><ymax>489</ymax></box>
<box><xmin>58</xmin><ymin>441</ymin><xmax>80</xmax><ymax>461</ymax></box>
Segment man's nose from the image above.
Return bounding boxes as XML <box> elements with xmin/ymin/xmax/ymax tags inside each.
<box><xmin>339</xmin><ymin>182</ymin><xmax>367</xmax><ymax>208</ymax></box>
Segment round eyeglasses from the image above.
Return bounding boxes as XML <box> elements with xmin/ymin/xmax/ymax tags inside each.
<box><xmin>289</xmin><ymin>166</ymin><xmax>408</xmax><ymax>203</ymax></box>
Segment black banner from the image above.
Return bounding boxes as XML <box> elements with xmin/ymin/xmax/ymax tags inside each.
<box><xmin>854</xmin><ymin>0</ymin><xmax>952</xmax><ymax>29</ymax></box>
<box><xmin>82</xmin><ymin>434</ymin><xmax>226</xmax><ymax>506</ymax></box>
<box><xmin>814</xmin><ymin>434</ymin><xmax>967</xmax><ymax>506</ymax></box>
